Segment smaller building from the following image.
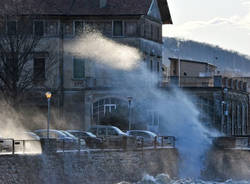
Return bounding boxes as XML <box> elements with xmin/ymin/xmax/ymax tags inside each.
<box><xmin>169</xmin><ymin>58</ymin><xmax>216</xmax><ymax>77</ymax></box>
<box><xmin>167</xmin><ymin>58</ymin><xmax>249</xmax><ymax>136</ymax></box>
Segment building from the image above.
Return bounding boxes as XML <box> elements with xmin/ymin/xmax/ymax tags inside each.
<box><xmin>167</xmin><ymin>58</ymin><xmax>249</xmax><ymax>135</ymax></box>
<box><xmin>169</xmin><ymin>58</ymin><xmax>217</xmax><ymax>78</ymax></box>
<box><xmin>0</xmin><ymin>0</ymin><xmax>173</xmax><ymax>130</ymax></box>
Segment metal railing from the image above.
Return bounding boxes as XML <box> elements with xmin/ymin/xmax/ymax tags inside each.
<box><xmin>0</xmin><ymin>136</ymin><xmax>176</xmax><ymax>155</ymax></box>
<box><xmin>213</xmin><ymin>136</ymin><xmax>250</xmax><ymax>149</ymax></box>
<box><xmin>0</xmin><ymin>139</ymin><xmax>41</xmax><ymax>155</ymax></box>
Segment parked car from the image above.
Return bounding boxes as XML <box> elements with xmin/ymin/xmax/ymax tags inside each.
<box><xmin>16</xmin><ymin>132</ymin><xmax>40</xmax><ymax>140</ymax></box>
<box><xmin>67</xmin><ymin>130</ymin><xmax>102</xmax><ymax>148</ymax></box>
<box><xmin>127</xmin><ymin>130</ymin><xmax>159</xmax><ymax>147</ymax></box>
<box><xmin>88</xmin><ymin>125</ymin><xmax>127</xmax><ymax>137</ymax></box>
<box><xmin>60</xmin><ymin>130</ymin><xmax>86</xmax><ymax>148</ymax></box>
<box><xmin>88</xmin><ymin>125</ymin><xmax>137</xmax><ymax>148</ymax></box>
<box><xmin>34</xmin><ymin>129</ymin><xmax>76</xmax><ymax>149</ymax></box>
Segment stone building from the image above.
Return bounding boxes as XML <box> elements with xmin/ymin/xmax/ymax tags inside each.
<box><xmin>0</xmin><ymin>0</ymin><xmax>172</xmax><ymax>130</ymax></box>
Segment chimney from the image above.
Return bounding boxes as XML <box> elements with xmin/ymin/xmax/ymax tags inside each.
<box><xmin>100</xmin><ymin>0</ymin><xmax>107</xmax><ymax>8</ymax></box>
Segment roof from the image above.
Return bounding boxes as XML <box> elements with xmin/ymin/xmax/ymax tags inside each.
<box><xmin>169</xmin><ymin>57</ymin><xmax>216</xmax><ymax>68</ymax></box>
<box><xmin>0</xmin><ymin>0</ymin><xmax>172</xmax><ymax>24</ymax></box>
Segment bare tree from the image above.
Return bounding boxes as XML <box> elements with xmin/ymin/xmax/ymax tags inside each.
<box><xmin>0</xmin><ymin>1</ymin><xmax>57</xmax><ymax>107</ymax></box>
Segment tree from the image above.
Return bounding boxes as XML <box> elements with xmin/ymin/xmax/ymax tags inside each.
<box><xmin>0</xmin><ymin>1</ymin><xmax>57</xmax><ymax>107</ymax></box>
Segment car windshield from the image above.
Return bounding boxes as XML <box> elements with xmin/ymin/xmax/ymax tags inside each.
<box><xmin>86</xmin><ymin>132</ymin><xmax>96</xmax><ymax>137</ymax></box>
<box><xmin>112</xmin><ymin>127</ymin><xmax>126</xmax><ymax>135</ymax></box>
<box><xmin>61</xmin><ymin>131</ymin><xmax>76</xmax><ymax>139</ymax></box>
<box><xmin>35</xmin><ymin>130</ymin><xmax>67</xmax><ymax>139</ymax></box>
<box><xmin>128</xmin><ymin>131</ymin><xmax>156</xmax><ymax>138</ymax></box>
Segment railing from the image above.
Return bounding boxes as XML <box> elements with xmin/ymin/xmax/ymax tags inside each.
<box><xmin>72</xmin><ymin>77</ymin><xmax>157</xmax><ymax>89</ymax></box>
<box><xmin>169</xmin><ymin>76</ymin><xmax>214</xmax><ymax>87</ymax></box>
<box><xmin>213</xmin><ymin>136</ymin><xmax>250</xmax><ymax>149</ymax></box>
<box><xmin>0</xmin><ymin>139</ymin><xmax>41</xmax><ymax>155</ymax></box>
<box><xmin>0</xmin><ymin>136</ymin><xmax>176</xmax><ymax>155</ymax></box>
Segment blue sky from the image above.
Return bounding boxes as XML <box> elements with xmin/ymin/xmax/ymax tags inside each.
<box><xmin>163</xmin><ymin>0</ymin><xmax>250</xmax><ymax>56</ymax></box>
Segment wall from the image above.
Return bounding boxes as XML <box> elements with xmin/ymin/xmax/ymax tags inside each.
<box><xmin>0</xmin><ymin>148</ymin><xmax>178</xmax><ymax>184</ymax></box>
<box><xmin>203</xmin><ymin>148</ymin><xmax>250</xmax><ymax>181</ymax></box>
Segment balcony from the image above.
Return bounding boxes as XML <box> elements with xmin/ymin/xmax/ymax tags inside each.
<box><xmin>168</xmin><ymin>76</ymin><xmax>248</xmax><ymax>92</ymax></box>
<box><xmin>169</xmin><ymin>76</ymin><xmax>214</xmax><ymax>87</ymax></box>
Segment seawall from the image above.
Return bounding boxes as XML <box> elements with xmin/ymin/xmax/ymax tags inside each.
<box><xmin>0</xmin><ymin>148</ymin><xmax>179</xmax><ymax>184</ymax></box>
<box><xmin>203</xmin><ymin>148</ymin><xmax>250</xmax><ymax>181</ymax></box>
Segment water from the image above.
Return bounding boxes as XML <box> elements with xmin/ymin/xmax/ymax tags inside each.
<box><xmin>117</xmin><ymin>174</ymin><xmax>250</xmax><ymax>184</ymax></box>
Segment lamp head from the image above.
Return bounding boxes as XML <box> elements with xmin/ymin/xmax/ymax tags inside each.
<box><xmin>45</xmin><ymin>91</ymin><xmax>52</xmax><ymax>99</ymax></box>
<box><xmin>127</xmin><ymin>96</ymin><xmax>133</xmax><ymax>102</ymax></box>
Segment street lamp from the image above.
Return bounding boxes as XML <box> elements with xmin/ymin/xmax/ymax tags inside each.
<box><xmin>45</xmin><ymin>91</ymin><xmax>52</xmax><ymax>139</ymax></box>
<box><xmin>177</xmin><ymin>41</ymin><xmax>181</xmax><ymax>87</ymax></box>
<box><xmin>128</xmin><ymin>96</ymin><xmax>133</xmax><ymax>131</ymax></box>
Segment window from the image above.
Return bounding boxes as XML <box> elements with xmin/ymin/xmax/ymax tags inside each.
<box><xmin>93</xmin><ymin>98</ymin><xmax>125</xmax><ymax>123</ymax></box>
<box><xmin>64</xmin><ymin>21</ymin><xmax>73</xmax><ymax>35</ymax></box>
<box><xmin>45</xmin><ymin>20</ymin><xmax>58</xmax><ymax>36</ymax></box>
<box><xmin>150</xmin><ymin>60</ymin><xmax>153</xmax><ymax>71</ymax></box>
<box><xmin>7</xmin><ymin>21</ymin><xmax>17</xmax><ymax>35</ymax></box>
<box><xmin>90</xmin><ymin>128</ymin><xmax>97</xmax><ymax>135</ymax></box>
<box><xmin>0</xmin><ymin>21</ymin><xmax>5</xmax><ymax>34</ymax></box>
<box><xmin>113</xmin><ymin>21</ymin><xmax>123</xmax><ymax>36</ymax></box>
<box><xmin>107</xmin><ymin>128</ymin><xmax>118</xmax><ymax>136</ymax></box>
<box><xmin>34</xmin><ymin>21</ymin><xmax>44</xmax><ymax>36</ymax></box>
<box><xmin>151</xmin><ymin>24</ymin><xmax>153</xmax><ymax>39</ymax></box>
<box><xmin>74</xmin><ymin>21</ymin><xmax>84</xmax><ymax>35</ymax></box>
<box><xmin>98</xmin><ymin>128</ymin><xmax>106</xmax><ymax>136</ymax></box>
<box><xmin>33</xmin><ymin>58</ymin><xmax>45</xmax><ymax>80</ymax></box>
<box><xmin>157</xmin><ymin>62</ymin><xmax>160</xmax><ymax>73</ymax></box>
<box><xmin>156</xmin><ymin>27</ymin><xmax>160</xmax><ymax>41</ymax></box>
<box><xmin>73</xmin><ymin>58</ymin><xmax>85</xmax><ymax>79</ymax></box>
<box><xmin>147</xmin><ymin>110</ymin><xmax>160</xmax><ymax>131</ymax></box>
<box><xmin>104</xmin><ymin>104</ymin><xmax>117</xmax><ymax>115</ymax></box>
<box><xmin>125</xmin><ymin>22</ymin><xmax>137</xmax><ymax>36</ymax></box>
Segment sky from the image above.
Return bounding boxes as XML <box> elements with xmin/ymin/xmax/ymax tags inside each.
<box><xmin>163</xmin><ymin>0</ymin><xmax>250</xmax><ymax>56</ymax></box>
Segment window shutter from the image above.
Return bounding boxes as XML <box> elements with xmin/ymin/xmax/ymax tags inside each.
<box><xmin>73</xmin><ymin>58</ymin><xmax>85</xmax><ymax>79</ymax></box>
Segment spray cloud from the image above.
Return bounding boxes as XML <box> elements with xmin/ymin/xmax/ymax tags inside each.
<box><xmin>66</xmin><ymin>32</ymin><xmax>215</xmax><ymax>178</ymax></box>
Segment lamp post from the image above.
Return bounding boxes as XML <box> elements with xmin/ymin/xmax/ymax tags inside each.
<box><xmin>45</xmin><ymin>91</ymin><xmax>52</xmax><ymax>139</ymax></box>
<box><xmin>177</xmin><ymin>41</ymin><xmax>181</xmax><ymax>87</ymax></box>
<box><xmin>128</xmin><ymin>96</ymin><xmax>133</xmax><ymax>131</ymax></box>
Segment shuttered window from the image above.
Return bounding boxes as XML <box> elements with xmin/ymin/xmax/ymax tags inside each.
<box><xmin>73</xmin><ymin>58</ymin><xmax>85</xmax><ymax>79</ymax></box>
<box><xmin>33</xmin><ymin>58</ymin><xmax>45</xmax><ymax>80</ymax></box>
<box><xmin>113</xmin><ymin>21</ymin><xmax>123</xmax><ymax>36</ymax></box>
<box><xmin>7</xmin><ymin>21</ymin><xmax>17</xmax><ymax>35</ymax></box>
<box><xmin>34</xmin><ymin>21</ymin><xmax>44</xmax><ymax>36</ymax></box>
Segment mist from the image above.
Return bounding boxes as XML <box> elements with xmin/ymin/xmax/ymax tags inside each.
<box><xmin>66</xmin><ymin>32</ymin><xmax>216</xmax><ymax>178</ymax></box>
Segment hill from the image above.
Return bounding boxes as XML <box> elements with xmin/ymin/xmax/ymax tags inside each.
<box><xmin>163</xmin><ymin>37</ymin><xmax>250</xmax><ymax>77</ymax></box>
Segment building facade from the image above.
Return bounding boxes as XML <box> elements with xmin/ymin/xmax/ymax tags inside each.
<box><xmin>0</xmin><ymin>0</ymin><xmax>172</xmax><ymax>130</ymax></box>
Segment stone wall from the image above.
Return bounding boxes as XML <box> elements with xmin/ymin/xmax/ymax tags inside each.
<box><xmin>203</xmin><ymin>148</ymin><xmax>250</xmax><ymax>181</ymax></box>
<box><xmin>0</xmin><ymin>148</ymin><xmax>178</xmax><ymax>184</ymax></box>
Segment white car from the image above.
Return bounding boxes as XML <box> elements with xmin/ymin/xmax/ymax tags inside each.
<box><xmin>127</xmin><ymin>130</ymin><xmax>159</xmax><ymax>147</ymax></box>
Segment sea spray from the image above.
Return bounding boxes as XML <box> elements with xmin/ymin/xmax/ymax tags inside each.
<box><xmin>66</xmin><ymin>32</ymin><xmax>217</xmax><ymax>178</ymax></box>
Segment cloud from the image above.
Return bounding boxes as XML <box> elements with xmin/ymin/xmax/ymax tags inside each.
<box><xmin>163</xmin><ymin>14</ymin><xmax>250</xmax><ymax>38</ymax></box>
<box><xmin>163</xmin><ymin>0</ymin><xmax>250</xmax><ymax>55</ymax></box>
<box><xmin>241</xmin><ymin>0</ymin><xmax>250</xmax><ymax>7</ymax></box>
